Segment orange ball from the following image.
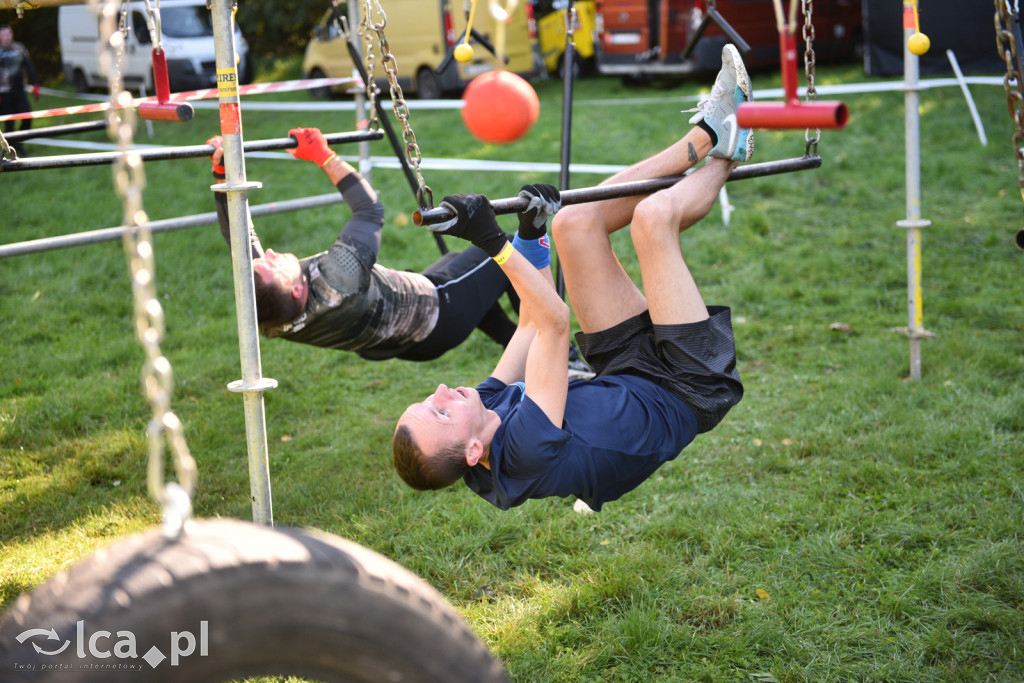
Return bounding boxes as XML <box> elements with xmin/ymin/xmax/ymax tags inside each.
<box><xmin>461</xmin><ymin>70</ymin><xmax>540</xmax><ymax>144</ymax></box>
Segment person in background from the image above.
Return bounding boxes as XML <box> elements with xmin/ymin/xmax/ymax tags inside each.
<box><xmin>0</xmin><ymin>23</ymin><xmax>40</xmax><ymax>157</ymax></box>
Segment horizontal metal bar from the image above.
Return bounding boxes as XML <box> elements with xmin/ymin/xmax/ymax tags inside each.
<box><xmin>3</xmin><ymin>120</ymin><xmax>108</xmax><ymax>142</ymax></box>
<box><xmin>0</xmin><ymin>192</ymin><xmax>344</xmax><ymax>259</ymax></box>
<box><xmin>414</xmin><ymin>155</ymin><xmax>822</xmax><ymax>225</ymax></box>
<box><xmin>0</xmin><ymin>130</ymin><xmax>384</xmax><ymax>172</ymax></box>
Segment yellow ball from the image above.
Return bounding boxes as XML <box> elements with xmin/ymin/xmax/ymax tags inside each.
<box><xmin>454</xmin><ymin>43</ymin><xmax>474</xmax><ymax>63</ymax></box>
<box><xmin>908</xmin><ymin>32</ymin><xmax>930</xmax><ymax>56</ymax></box>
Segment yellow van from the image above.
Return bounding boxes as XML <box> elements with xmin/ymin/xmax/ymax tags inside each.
<box><xmin>533</xmin><ymin>0</ymin><xmax>596</xmax><ymax>77</ymax></box>
<box><xmin>302</xmin><ymin>0</ymin><xmax>538</xmax><ymax>99</ymax></box>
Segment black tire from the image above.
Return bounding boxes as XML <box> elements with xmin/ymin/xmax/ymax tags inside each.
<box><xmin>557</xmin><ymin>52</ymin><xmax>582</xmax><ymax>80</ymax></box>
<box><xmin>0</xmin><ymin>519</ymin><xmax>509</xmax><ymax>683</ymax></box>
<box><xmin>72</xmin><ymin>68</ymin><xmax>89</xmax><ymax>94</ymax></box>
<box><xmin>308</xmin><ymin>67</ymin><xmax>332</xmax><ymax>100</ymax></box>
<box><xmin>416</xmin><ymin>67</ymin><xmax>443</xmax><ymax>100</ymax></box>
<box><xmin>239</xmin><ymin>56</ymin><xmax>254</xmax><ymax>86</ymax></box>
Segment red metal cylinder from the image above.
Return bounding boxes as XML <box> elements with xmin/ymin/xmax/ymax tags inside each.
<box><xmin>736</xmin><ymin>101</ymin><xmax>849</xmax><ymax>129</ymax></box>
<box><xmin>138</xmin><ymin>102</ymin><xmax>195</xmax><ymax>122</ymax></box>
<box><xmin>151</xmin><ymin>48</ymin><xmax>171</xmax><ymax>103</ymax></box>
<box><xmin>780</xmin><ymin>30</ymin><xmax>798</xmax><ymax>104</ymax></box>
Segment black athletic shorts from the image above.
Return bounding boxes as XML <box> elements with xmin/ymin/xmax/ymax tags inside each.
<box><xmin>575</xmin><ymin>306</ymin><xmax>743</xmax><ymax>433</ymax></box>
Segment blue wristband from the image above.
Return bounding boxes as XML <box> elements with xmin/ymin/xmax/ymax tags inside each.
<box><xmin>512</xmin><ymin>234</ymin><xmax>550</xmax><ymax>269</ymax></box>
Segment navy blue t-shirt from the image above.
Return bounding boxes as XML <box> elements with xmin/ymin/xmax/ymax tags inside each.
<box><xmin>463</xmin><ymin>375</ymin><xmax>699</xmax><ymax>511</ymax></box>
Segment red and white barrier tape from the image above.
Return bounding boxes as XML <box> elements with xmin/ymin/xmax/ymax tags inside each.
<box><xmin>0</xmin><ymin>77</ymin><xmax>360</xmax><ymax>122</ymax></box>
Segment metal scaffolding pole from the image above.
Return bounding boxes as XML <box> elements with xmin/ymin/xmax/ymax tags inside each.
<box><xmin>894</xmin><ymin>2</ymin><xmax>934</xmax><ymax>381</ymax></box>
<box><xmin>0</xmin><ymin>130</ymin><xmax>382</xmax><ymax>172</ymax></box>
<box><xmin>414</xmin><ymin>155</ymin><xmax>822</xmax><ymax>225</ymax></box>
<box><xmin>210</xmin><ymin>0</ymin><xmax>274</xmax><ymax>525</ymax></box>
<box><xmin>349</xmin><ymin>0</ymin><xmax>373</xmax><ymax>183</ymax></box>
<box><xmin>0</xmin><ymin>192</ymin><xmax>345</xmax><ymax>259</ymax></box>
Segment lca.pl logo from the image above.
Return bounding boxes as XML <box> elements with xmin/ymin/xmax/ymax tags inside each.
<box><xmin>12</xmin><ymin>620</ymin><xmax>209</xmax><ymax>671</ymax></box>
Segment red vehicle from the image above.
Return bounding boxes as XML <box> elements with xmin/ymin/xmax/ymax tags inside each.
<box><xmin>594</xmin><ymin>0</ymin><xmax>862</xmax><ymax>76</ymax></box>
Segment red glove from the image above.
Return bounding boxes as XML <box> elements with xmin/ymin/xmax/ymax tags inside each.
<box><xmin>32</xmin><ymin>84</ymin><xmax>40</xmax><ymax>100</ymax></box>
<box><xmin>207</xmin><ymin>135</ymin><xmax>225</xmax><ymax>176</ymax></box>
<box><xmin>288</xmin><ymin>127</ymin><xmax>335</xmax><ymax>167</ymax></box>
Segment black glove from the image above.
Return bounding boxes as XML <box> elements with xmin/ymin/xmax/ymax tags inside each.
<box><xmin>430</xmin><ymin>193</ymin><xmax>508</xmax><ymax>258</ymax></box>
<box><xmin>517</xmin><ymin>183</ymin><xmax>560</xmax><ymax>240</ymax></box>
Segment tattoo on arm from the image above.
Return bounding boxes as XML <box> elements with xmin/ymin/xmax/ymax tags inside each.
<box><xmin>688</xmin><ymin>142</ymin><xmax>699</xmax><ymax>163</ymax></box>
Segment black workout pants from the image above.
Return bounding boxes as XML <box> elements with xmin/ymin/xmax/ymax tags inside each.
<box><xmin>397</xmin><ymin>246</ymin><xmax>516</xmax><ymax>361</ymax></box>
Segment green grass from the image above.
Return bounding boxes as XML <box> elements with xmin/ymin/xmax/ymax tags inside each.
<box><xmin>2</xmin><ymin>62</ymin><xmax>1023</xmax><ymax>682</ymax></box>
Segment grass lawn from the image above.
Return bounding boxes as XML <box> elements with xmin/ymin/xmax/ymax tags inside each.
<box><xmin>2</xmin><ymin>59</ymin><xmax>1023</xmax><ymax>682</ymax></box>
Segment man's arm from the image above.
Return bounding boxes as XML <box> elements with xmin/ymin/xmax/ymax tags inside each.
<box><xmin>208</xmin><ymin>135</ymin><xmax>263</xmax><ymax>259</ymax></box>
<box><xmin>490</xmin><ymin>183</ymin><xmax>561</xmax><ymax>385</ymax></box>
<box><xmin>289</xmin><ymin>127</ymin><xmax>384</xmax><ymax>265</ymax></box>
<box><xmin>21</xmin><ymin>45</ymin><xmax>38</xmax><ymax>98</ymax></box>
<box><xmin>433</xmin><ymin>193</ymin><xmax>569</xmax><ymax>428</ymax></box>
<box><xmin>491</xmin><ymin>250</ymin><xmax>569</xmax><ymax>427</ymax></box>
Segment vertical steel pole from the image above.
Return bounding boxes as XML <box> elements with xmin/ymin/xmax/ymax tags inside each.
<box><xmin>210</xmin><ymin>0</ymin><xmax>276</xmax><ymax>524</ymax></box>
<box><xmin>555</xmin><ymin>1</ymin><xmax>577</xmax><ymax>299</ymax></box>
<box><xmin>349</xmin><ymin>0</ymin><xmax>372</xmax><ymax>182</ymax></box>
<box><xmin>895</xmin><ymin>1</ymin><xmax>933</xmax><ymax>380</ymax></box>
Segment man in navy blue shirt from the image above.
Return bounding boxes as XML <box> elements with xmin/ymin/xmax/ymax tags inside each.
<box><xmin>393</xmin><ymin>45</ymin><xmax>751</xmax><ymax>511</ymax></box>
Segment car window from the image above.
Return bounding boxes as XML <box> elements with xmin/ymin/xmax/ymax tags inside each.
<box><xmin>133</xmin><ymin>11</ymin><xmax>151</xmax><ymax>44</ymax></box>
<box><xmin>161</xmin><ymin>6</ymin><xmax>214</xmax><ymax>38</ymax></box>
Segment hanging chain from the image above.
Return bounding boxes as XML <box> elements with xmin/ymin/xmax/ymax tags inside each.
<box><xmin>95</xmin><ymin>0</ymin><xmax>196</xmax><ymax>538</ymax></box>
<box><xmin>141</xmin><ymin>0</ymin><xmax>164</xmax><ymax>53</ymax></box>
<box><xmin>802</xmin><ymin>0</ymin><xmax>820</xmax><ymax>156</ymax></box>
<box><xmin>356</xmin><ymin>3</ymin><xmax>379</xmax><ymax>131</ymax></box>
<box><xmin>0</xmin><ymin>130</ymin><xmax>13</xmax><ymax>161</ymax></box>
<box><xmin>360</xmin><ymin>0</ymin><xmax>433</xmax><ymax>208</ymax></box>
<box><xmin>995</xmin><ymin>0</ymin><xmax>1024</xmax><ymax>212</ymax></box>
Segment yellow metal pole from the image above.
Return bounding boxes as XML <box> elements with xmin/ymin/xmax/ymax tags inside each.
<box><xmin>895</xmin><ymin>0</ymin><xmax>934</xmax><ymax>380</ymax></box>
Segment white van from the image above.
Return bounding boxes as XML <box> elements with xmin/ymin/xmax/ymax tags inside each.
<box><xmin>58</xmin><ymin>0</ymin><xmax>251</xmax><ymax>93</ymax></box>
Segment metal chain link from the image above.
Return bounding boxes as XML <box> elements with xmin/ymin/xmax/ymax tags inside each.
<box><xmin>0</xmin><ymin>130</ymin><xmax>14</xmax><ymax>161</ymax></box>
<box><xmin>802</xmin><ymin>0</ymin><xmax>820</xmax><ymax>155</ymax></box>
<box><xmin>995</xmin><ymin>0</ymin><xmax>1024</xmax><ymax>207</ymax></box>
<box><xmin>360</xmin><ymin>0</ymin><xmax>433</xmax><ymax>208</ymax></box>
<box><xmin>357</xmin><ymin>2</ymin><xmax>379</xmax><ymax>131</ymax></box>
<box><xmin>142</xmin><ymin>0</ymin><xmax>164</xmax><ymax>53</ymax></box>
<box><xmin>95</xmin><ymin>0</ymin><xmax>196</xmax><ymax>538</ymax></box>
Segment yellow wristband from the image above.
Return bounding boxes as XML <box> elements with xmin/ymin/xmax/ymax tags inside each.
<box><xmin>319</xmin><ymin>152</ymin><xmax>337</xmax><ymax>168</ymax></box>
<box><xmin>492</xmin><ymin>241</ymin><xmax>514</xmax><ymax>265</ymax></box>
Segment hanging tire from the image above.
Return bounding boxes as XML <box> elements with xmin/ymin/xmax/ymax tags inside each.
<box><xmin>0</xmin><ymin>519</ymin><xmax>509</xmax><ymax>683</ymax></box>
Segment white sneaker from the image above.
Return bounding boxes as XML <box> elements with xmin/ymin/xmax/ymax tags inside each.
<box><xmin>685</xmin><ymin>44</ymin><xmax>755</xmax><ymax>162</ymax></box>
<box><xmin>568</xmin><ymin>345</ymin><xmax>596</xmax><ymax>380</ymax></box>
<box><xmin>573</xmin><ymin>498</ymin><xmax>595</xmax><ymax>514</ymax></box>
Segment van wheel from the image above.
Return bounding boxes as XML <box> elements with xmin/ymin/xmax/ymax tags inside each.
<box><xmin>557</xmin><ymin>53</ymin><xmax>583</xmax><ymax>80</ymax></box>
<box><xmin>309</xmin><ymin>68</ymin><xmax>333</xmax><ymax>99</ymax></box>
<box><xmin>0</xmin><ymin>519</ymin><xmax>510</xmax><ymax>683</ymax></box>
<box><xmin>416</xmin><ymin>67</ymin><xmax>443</xmax><ymax>100</ymax></box>
<box><xmin>72</xmin><ymin>69</ymin><xmax>89</xmax><ymax>93</ymax></box>
<box><xmin>239</xmin><ymin>57</ymin><xmax>254</xmax><ymax>85</ymax></box>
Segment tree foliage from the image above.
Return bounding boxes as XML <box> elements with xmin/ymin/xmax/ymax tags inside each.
<box><xmin>236</xmin><ymin>0</ymin><xmax>327</xmax><ymax>59</ymax></box>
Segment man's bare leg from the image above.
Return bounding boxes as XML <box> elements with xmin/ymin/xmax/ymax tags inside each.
<box><xmin>631</xmin><ymin>157</ymin><xmax>736</xmax><ymax>326</ymax></box>
<box><xmin>551</xmin><ymin>127</ymin><xmax>714</xmax><ymax>334</ymax></box>
<box><xmin>552</xmin><ymin>44</ymin><xmax>753</xmax><ymax>335</ymax></box>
